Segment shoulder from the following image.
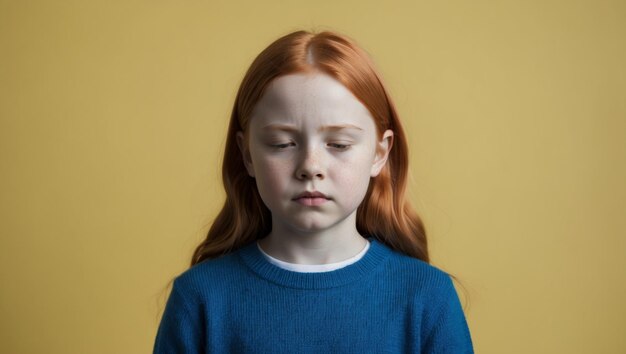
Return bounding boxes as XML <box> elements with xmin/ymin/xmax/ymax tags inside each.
<box><xmin>375</xmin><ymin>240</ymin><xmax>457</xmax><ymax>298</ymax></box>
<box><xmin>170</xmin><ymin>248</ymin><xmax>247</xmax><ymax>299</ymax></box>
<box><xmin>380</xmin><ymin>242</ymin><xmax>452</xmax><ymax>284</ymax></box>
<box><xmin>376</xmin><ymin>242</ymin><xmax>473</xmax><ymax>349</ymax></box>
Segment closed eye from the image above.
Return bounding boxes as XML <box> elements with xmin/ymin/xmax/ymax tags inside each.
<box><xmin>271</xmin><ymin>143</ymin><xmax>294</xmax><ymax>149</ymax></box>
<box><xmin>328</xmin><ymin>143</ymin><xmax>350</xmax><ymax>150</ymax></box>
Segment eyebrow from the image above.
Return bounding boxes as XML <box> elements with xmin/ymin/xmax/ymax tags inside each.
<box><xmin>261</xmin><ymin>124</ymin><xmax>364</xmax><ymax>133</ymax></box>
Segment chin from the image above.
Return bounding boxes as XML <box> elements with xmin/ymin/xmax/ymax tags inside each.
<box><xmin>289</xmin><ymin>219</ymin><xmax>335</xmax><ymax>232</ymax></box>
<box><xmin>293</xmin><ymin>223</ymin><xmax>330</xmax><ymax>232</ymax></box>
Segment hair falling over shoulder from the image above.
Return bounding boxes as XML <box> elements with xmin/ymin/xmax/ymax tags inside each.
<box><xmin>191</xmin><ymin>30</ymin><xmax>429</xmax><ymax>267</ymax></box>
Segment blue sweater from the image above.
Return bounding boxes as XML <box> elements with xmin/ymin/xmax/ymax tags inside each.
<box><xmin>153</xmin><ymin>237</ymin><xmax>474</xmax><ymax>353</ymax></box>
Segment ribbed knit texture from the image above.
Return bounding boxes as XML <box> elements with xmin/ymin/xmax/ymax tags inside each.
<box><xmin>153</xmin><ymin>237</ymin><xmax>474</xmax><ymax>353</ymax></box>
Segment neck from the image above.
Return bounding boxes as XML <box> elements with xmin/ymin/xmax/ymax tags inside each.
<box><xmin>258</xmin><ymin>214</ymin><xmax>368</xmax><ymax>265</ymax></box>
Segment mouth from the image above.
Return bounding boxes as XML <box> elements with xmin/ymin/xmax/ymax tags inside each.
<box><xmin>293</xmin><ymin>191</ymin><xmax>330</xmax><ymax>200</ymax></box>
<box><xmin>292</xmin><ymin>191</ymin><xmax>330</xmax><ymax>206</ymax></box>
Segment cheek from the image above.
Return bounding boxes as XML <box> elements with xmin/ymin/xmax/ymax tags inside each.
<box><xmin>331</xmin><ymin>159</ymin><xmax>373</xmax><ymax>200</ymax></box>
<box><xmin>254</xmin><ymin>159</ymin><xmax>291</xmax><ymax>197</ymax></box>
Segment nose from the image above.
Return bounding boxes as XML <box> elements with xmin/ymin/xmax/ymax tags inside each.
<box><xmin>295</xmin><ymin>146</ymin><xmax>324</xmax><ymax>180</ymax></box>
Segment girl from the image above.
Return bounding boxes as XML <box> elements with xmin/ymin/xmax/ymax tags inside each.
<box><xmin>154</xmin><ymin>30</ymin><xmax>474</xmax><ymax>353</ymax></box>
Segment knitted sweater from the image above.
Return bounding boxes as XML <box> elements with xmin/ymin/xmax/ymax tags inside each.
<box><xmin>153</xmin><ymin>237</ymin><xmax>474</xmax><ymax>353</ymax></box>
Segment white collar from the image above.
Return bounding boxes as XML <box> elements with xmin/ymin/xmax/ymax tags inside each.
<box><xmin>257</xmin><ymin>240</ymin><xmax>370</xmax><ymax>273</ymax></box>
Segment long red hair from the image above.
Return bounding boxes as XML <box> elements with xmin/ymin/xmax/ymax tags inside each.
<box><xmin>191</xmin><ymin>30</ymin><xmax>429</xmax><ymax>266</ymax></box>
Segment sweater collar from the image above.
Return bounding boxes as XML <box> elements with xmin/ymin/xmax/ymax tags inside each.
<box><xmin>236</xmin><ymin>237</ymin><xmax>393</xmax><ymax>289</ymax></box>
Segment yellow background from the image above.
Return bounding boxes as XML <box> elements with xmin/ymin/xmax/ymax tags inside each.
<box><xmin>1</xmin><ymin>1</ymin><xmax>625</xmax><ymax>353</ymax></box>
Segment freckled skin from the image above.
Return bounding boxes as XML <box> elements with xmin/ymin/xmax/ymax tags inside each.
<box><xmin>236</xmin><ymin>72</ymin><xmax>393</xmax><ymax>263</ymax></box>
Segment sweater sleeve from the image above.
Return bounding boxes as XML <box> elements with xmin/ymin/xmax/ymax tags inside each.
<box><xmin>421</xmin><ymin>274</ymin><xmax>474</xmax><ymax>354</ymax></box>
<box><xmin>153</xmin><ymin>278</ymin><xmax>204</xmax><ymax>354</ymax></box>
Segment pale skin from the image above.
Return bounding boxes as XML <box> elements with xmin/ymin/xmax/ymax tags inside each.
<box><xmin>236</xmin><ymin>72</ymin><xmax>393</xmax><ymax>265</ymax></box>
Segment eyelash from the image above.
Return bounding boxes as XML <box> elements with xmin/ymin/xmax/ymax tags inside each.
<box><xmin>271</xmin><ymin>143</ymin><xmax>292</xmax><ymax>149</ymax></box>
<box><xmin>329</xmin><ymin>143</ymin><xmax>350</xmax><ymax>150</ymax></box>
<box><xmin>271</xmin><ymin>143</ymin><xmax>351</xmax><ymax>150</ymax></box>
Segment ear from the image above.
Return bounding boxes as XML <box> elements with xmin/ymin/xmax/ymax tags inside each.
<box><xmin>236</xmin><ymin>131</ymin><xmax>255</xmax><ymax>178</ymax></box>
<box><xmin>370</xmin><ymin>129</ymin><xmax>394</xmax><ymax>177</ymax></box>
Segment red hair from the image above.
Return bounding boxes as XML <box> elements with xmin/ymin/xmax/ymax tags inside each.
<box><xmin>191</xmin><ymin>30</ymin><xmax>429</xmax><ymax>266</ymax></box>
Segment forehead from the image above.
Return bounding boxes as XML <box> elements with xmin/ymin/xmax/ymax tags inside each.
<box><xmin>249</xmin><ymin>72</ymin><xmax>375</xmax><ymax>130</ymax></box>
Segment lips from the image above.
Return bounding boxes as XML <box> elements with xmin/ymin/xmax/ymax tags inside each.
<box><xmin>293</xmin><ymin>191</ymin><xmax>330</xmax><ymax>200</ymax></box>
<box><xmin>293</xmin><ymin>191</ymin><xmax>329</xmax><ymax>207</ymax></box>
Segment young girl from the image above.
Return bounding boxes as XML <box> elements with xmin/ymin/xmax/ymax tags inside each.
<box><xmin>154</xmin><ymin>30</ymin><xmax>474</xmax><ymax>353</ymax></box>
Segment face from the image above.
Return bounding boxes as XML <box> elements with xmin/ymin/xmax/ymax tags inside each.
<box><xmin>236</xmin><ymin>72</ymin><xmax>393</xmax><ymax>236</ymax></box>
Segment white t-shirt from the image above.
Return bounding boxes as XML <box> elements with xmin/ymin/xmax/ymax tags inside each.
<box><xmin>257</xmin><ymin>240</ymin><xmax>370</xmax><ymax>273</ymax></box>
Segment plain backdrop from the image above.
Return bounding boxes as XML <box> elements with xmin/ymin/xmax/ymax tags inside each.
<box><xmin>1</xmin><ymin>1</ymin><xmax>625</xmax><ymax>353</ymax></box>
